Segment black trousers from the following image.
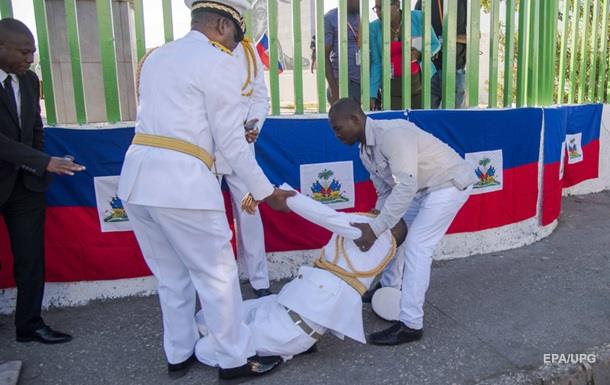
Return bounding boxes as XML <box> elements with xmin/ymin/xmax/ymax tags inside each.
<box><xmin>1</xmin><ymin>173</ymin><xmax>46</xmax><ymax>334</ymax></box>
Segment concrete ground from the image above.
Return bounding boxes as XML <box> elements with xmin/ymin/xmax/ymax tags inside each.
<box><xmin>1</xmin><ymin>191</ymin><xmax>609</xmax><ymax>385</ymax></box>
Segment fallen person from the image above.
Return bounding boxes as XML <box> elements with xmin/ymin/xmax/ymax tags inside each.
<box><xmin>194</xmin><ymin>183</ymin><xmax>407</xmax><ymax>364</ymax></box>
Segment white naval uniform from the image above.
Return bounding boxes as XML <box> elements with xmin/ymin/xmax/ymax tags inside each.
<box><xmin>195</xmin><ymin>185</ymin><xmax>396</xmax><ymax>363</ymax></box>
<box><xmin>358</xmin><ymin>117</ymin><xmax>477</xmax><ymax>330</ymax></box>
<box><xmin>215</xmin><ymin>42</ymin><xmax>270</xmax><ymax>290</ymax></box>
<box><xmin>117</xmin><ymin>30</ymin><xmax>274</xmax><ymax>369</ymax></box>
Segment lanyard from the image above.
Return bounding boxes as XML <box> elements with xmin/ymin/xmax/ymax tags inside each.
<box><xmin>347</xmin><ymin>21</ymin><xmax>360</xmax><ymax>48</ymax></box>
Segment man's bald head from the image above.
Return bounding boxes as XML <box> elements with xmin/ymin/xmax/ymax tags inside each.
<box><xmin>328</xmin><ymin>98</ymin><xmax>366</xmax><ymax>146</ymax></box>
<box><xmin>0</xmin><ymin>18</ymin><xmax>35</xmax><ymax>75</ymax></box>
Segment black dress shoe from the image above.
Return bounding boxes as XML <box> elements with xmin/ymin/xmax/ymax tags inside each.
<box><xmin>362</xmin><ymin>282</ymin><xmax>382</xmax><ymax>303</ymax></box>
<box><xmin>301</xmin><ymin>343</ymin><xmax>318</xmax><ymax>355</ymax></box>
<box><xmin>218</xmin><ymin>355</ymin><xmax>282</xmax><ymax>380</ymax></box>
<box><xmin>16</xmin><ymin>325</ymin><xmax>72</xmax><ymax>344</ymax></box>
<box><xmin>368</xmin><ymin>321</ymin><xmax>423</xmax><ymax>345</ymax></box>
<box><xmin>253</xmin><ymin>288</ymin><xmax>273</xmax><ymax>298</ymax></box>
<box><xmin>168</xmin><ymin>354</ymin><xmax>197</xmax><ymax>379</ymax></box>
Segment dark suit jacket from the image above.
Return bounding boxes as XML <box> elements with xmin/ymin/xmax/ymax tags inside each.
<box><xmin>0</xmin><ymin>70</ymin><xmax>52</xmax><ymax>205</ymax></box>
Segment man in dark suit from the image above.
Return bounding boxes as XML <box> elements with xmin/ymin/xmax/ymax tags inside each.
<box><xmin>0</xmin><ymin>18</ymin><xmax>85</xmax><ymax>344</ymax></box>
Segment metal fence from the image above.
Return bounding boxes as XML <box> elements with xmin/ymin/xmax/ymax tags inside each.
<box><xmin>0</xmin><ymin>0</ymin><xmax>608</xmax><ymax>124</ymax></box>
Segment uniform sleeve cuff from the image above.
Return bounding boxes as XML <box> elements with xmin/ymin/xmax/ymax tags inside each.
<box><xmin>251</xmin><ymin>183</ymin><xmax>275</xmax><ymax>202</ymax></box>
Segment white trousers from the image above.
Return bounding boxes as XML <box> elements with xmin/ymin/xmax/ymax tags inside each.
<box><xmin>223</xmin><ymin>173</ymin><xmax>269</xmax><ymax>290</ymax></box>
<box><xmin>195</xmin><ymin>295</ymin><xmax>319</xmax><ymax>364</ymax></box>
<box><xmin>124</xmin><ymin>203</ymin><xmax>255</xmax><ymax>368</ymax></box>
<box><xmin>379</xmin><ymin>186</ymin><xmax>472</xmax><ymax>329</ymax></box>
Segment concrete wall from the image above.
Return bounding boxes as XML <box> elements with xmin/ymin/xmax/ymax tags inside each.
<box><xmin>45</xmin><ymin>0</ymin><xmax>136</xmax><ymax>124</ymax></box>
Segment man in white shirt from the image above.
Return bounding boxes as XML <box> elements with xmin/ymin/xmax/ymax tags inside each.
<box><xmin>328</xmin><ymin>98</ymin><xmax>476</xmax><ymax>345</ymax></box>
<box><xmin>195</xmin><ymin>185</ymin><xmax>407</xmax><ymax>363</ymax></box>
<box><xmin>215</xmin><ymin>40</ymin><xmax>273</xmax><ymax>298</ymax></box>
<box><xmin>118</xmin><ymin>0</ymin><xmax>293</xmax><ymax>380</ymax></box>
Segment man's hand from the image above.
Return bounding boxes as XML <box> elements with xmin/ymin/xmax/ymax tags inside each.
<box><xmin>46</xmin><ymin>157</ymin><xmax>86</xmax><ymax>176</ymax></box>
<box><xmin>264</xmin><ymin>188</ymin><xmax>296</xmax><ymax>212</ymax></box>
<box><xmin>245</xmin><ymin>128</ymin><xmax>259</xmax><ymax>143</ymax></box>
<box><xmin>350</xmin><ymin>222</ymin><xmax>378</xmax><ymax>252</ymax></box>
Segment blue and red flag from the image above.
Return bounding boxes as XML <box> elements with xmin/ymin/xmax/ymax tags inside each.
<box><xmin>562</xmin><ymin>104</ymin><xmax>602</xmax><ymax>188</ymax></box>
<box><xmin>541</xmin><ymin>107</ymin><xmax>568</xmax><ymax>225</ymax></box>
<box><xmin>256</xmin><ymin>32</ymin><xmax>283</xmax><ymax>73</ymax></box>
<box><xmin>407</xmin><ymin>108</ymin><xmax>543</xmax><ymax>233</ymax></box>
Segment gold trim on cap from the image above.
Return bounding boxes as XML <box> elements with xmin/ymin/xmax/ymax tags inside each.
<box><xmin>191</xmin><ymin>1</ymin><xmax>244</xmax><ymax>31</ymax></box>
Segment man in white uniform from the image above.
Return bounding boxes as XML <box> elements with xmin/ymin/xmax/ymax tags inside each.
<box><xmin>216</xmin><ymin>39</ymin><xmax>272</xmax><ymax>297</ymax></box>
<box><xmin>328</xmin><ymin>98</ymin><xmax>477</xmax><ymax>345</ymax></box>
<box><xmin>194</xmin><ymin>185</ymin><xmax>407</xmax><ymax>363</ymax></box>
<box><xmin>117</xmin><ymin>0</ymin><xmax>294</xmax><ymax>380</ymax></box>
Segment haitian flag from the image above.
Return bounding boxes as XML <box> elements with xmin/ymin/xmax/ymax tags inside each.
<box><xmin>407</xmin><ymin>108</ymin><xmax>543</xmax><ymax>233</ymax></box>
<box><xmin>256</xmin><ymin>32</ymin><xmax>283</xmax><ymax>73</ymax></box>
<box><xmin>254</xmin><ymin>116</ymin><xmax>376</xmax><ymax>251</ymax></box>
<box><xmin>0</xmin><ymin>127</ymin><xmax>148</xmax><ymax>289</ymax></box>
<box><xmin>541</xmin><ymin>107</ymin><xmax>568</xmax><ymax>226</ymax></box>
<box><xmin>562</xmin><ymin>104</ymin><xmax>602</xmax><ymax>188</ymax></box>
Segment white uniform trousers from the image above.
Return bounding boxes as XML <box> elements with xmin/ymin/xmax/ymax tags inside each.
<box><xmin>379</xmin><ymin>185</ymin><xmax>472</xmax><ymax>329</ymax></box>
<box><xmin>195</xmin><ymin>295</ymin><xmax>320</xmax><ymax>364</ymax></box>
<box><xmin>223</xmin><ymin>173</ymin><xmax>270</xmax><ymax>290</ymax></box>
<box><xmin>124</xmin><ymin>203</ymin><xmax>255</xmax><ymax>368</ymax></box>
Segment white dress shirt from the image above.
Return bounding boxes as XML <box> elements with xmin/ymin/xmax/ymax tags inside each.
<box><xmin>0</xmin><ymin>69</ymin><xmax>21</xmax><ymax>125</ymax></box>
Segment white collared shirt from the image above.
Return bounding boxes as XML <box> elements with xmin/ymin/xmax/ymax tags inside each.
<box><xmin>0</xmin><ymin>68</ymin><xmax>21</xmax><ymax>125</ymax></box>
<box><xmin>359</xmin><ymin>117</ymin><xmax>478</xmax><ymax>236</ymax></box>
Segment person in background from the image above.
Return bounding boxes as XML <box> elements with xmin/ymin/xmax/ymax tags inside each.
<box><xmin>415</xmin><ymin>0</ymin><xmax>468</xmax><ymax>108</ymax></box>
<box><xmin>324</xmin><ymin>0</ymin><xmax>361</xmax><ymax>104</ymax></box>
<box><xmin>370</xmin><ymin>0</ymin><xmax>441</xmax><ymax>110</ymax></box>
<box><xmin>0</xmin><ymin>18</ymin><xmax>85</xmax><ymax>345</ymax></box>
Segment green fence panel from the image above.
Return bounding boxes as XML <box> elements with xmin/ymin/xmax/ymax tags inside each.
<box><xmin>441</xmin><ymin>0</ymin><xmax>457</xmax><ymax>109</ymax></box>
<box><xmin>577</xmin><ymin>0</ymin><xmax>590</xmax><ymax>103</ymax></box>
<box><xmin>95</xmin><ymin>0</ymin><xmax>120</xmax><ymax>123</ymax></box>
<box><xmin>568</xmin><ymin>0</ymin><xmax>579</xmax><ymax>104</ymax></box>
<box><xmin>598</xmin><ymin>0</ymin><xmax>609</xmax><ymax>102</ymax></box>
<box><xmin>315</xmin><ymin>0</ymin><xmax>326</xmax><ymax>112</ymax></box>
<box><xmin>133</xmin><ymin>0</ymin><xmax>146</xmax><ymax>61</ymax></box>
<box><xmin>162</xmin><ymin>0</ymin><xmax>173</xmax><ymax>43</ymax></box>
<box><xmin>516</xmin><ymin>0</ymin><xmax>530</xmax><ymax>106</ymax></box>
<box><xmin>466</xmin><ymin>0</ymin><xmax>480</xmax><ymax>107</ymax></box>
<box><xmin>488</xmin><ymin>0</ymin><xmax>500</xmax><ymax>107</ymax></box>
<box><xmin>381</xmin><ymin>0</ymin><xmax>390</xmax><ymax>109</ymax></box>
<box><xmin>421</xmin><ymin>0</ymin><xmax>431</xmax><ymax>109</ymax></box>
<box><xmin>526</xmin><ymin>0</ymin><xmax>539</xmax><ymax>106</ymax></box>
<box><xmin>400</xmin><ymin>0</ymin><xmax>411</xmax><ymax>109</ymax></box>
<box><xmin>32</xmin><ymin>0</ymin><xmax>56</xmax><ymax>124</ymax></box>
<box><xmin>267</xmin><ymin>0</ymin><xmax>280</xmax><ymax>114</ymax></box>
<box><xmin>64</xmin><ymin>0</ymin><xmax>86</xmax><ymax>124</ymax></box>
<box><xmin>292</xmin><ymin>0</ymin><xmax>304</xmax><ymax>114</ymax></box>
<box><xmin>557</xmin><ymin>0</ymin><xmax>570</xmax><ymax>104</ymax></box>
<box><xmin>503</xmin><ymin>0</ymin><xmax>515</xmax><ymax>107</ymax></box>
<box><xmin>0</xmin><ymin>0</ymin><xmax>13</xmax><ymax>18</ymax></box>
<box><xmin>338</xmin><ymin>0</ymin><xmax>348</xmax><ymax>99</ymax></box>
<box><xmin>588</xmin><ymin>0</ymin><xmax>600</xmax><ymax>102</ymax></box>
<box><xmin>360</xmin><ymin>0</ymin><xmax>370</xmax><ymax>110</ymax></box>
